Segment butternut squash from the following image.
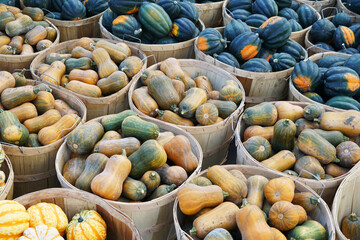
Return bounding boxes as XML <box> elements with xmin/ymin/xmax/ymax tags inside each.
<box><xmin>54</xmin><ymin>99</ymin><xmax>78</xmax><ymax>116</ymax></box>
<box><xmin>96</xmin><ymin>71</ymin><xmax>129</xmax><ymax>95</ymax></box>
<box><xmin>160</xmin><ymin>57</ymin><xmax>185</xmax><ymax>80</ymax></box>
<box><xmin>132</xmin><ymin>86</ymin><xmax>158</xmax><ymax>117</ymax></box>
<box><xmin>20</xmin><ymin>43</ymin><xmax>33</xmax><ymax>55</ymax></box>
<box><xmin>65</xmin><ymin>80</ymin><xmax>102</xmax><ymax>97</ymax></box>
<box><xmin>315</xmin><ymin>111</ymin><xmax>360</xmax><ymax>137</ymax></box>
<box><xmin>92</xmin><ymin>47</ymin><xmax>118</xmax><ymax>78</ymax></box>
<box><xmin>40</xmin><ymin>61</ymin><xmax>66</xmax><ymax>85</ymax></box>
<box><xmin>261</xmin><ymin>150</ymin><xmax>296</xmax><ymax>171</ymax></box>
<box><xmin>0</xmin><ymin>71</ymin><xmax>15</xmax><ymax>94</ymax></box>
<box><xmin>32</xmin><ymin>91</ymin><xmax>55</xmax><ymax>114</ymax></box>
<box><xmin>274</xmin><ymin>102</ymin><xmax>304</xmax><ymax>122</ymax></box>
<box><xmin>9</xmin><ymin>102</ymin><xmax>38</xmax><ymax>123</ymax></box>
<box><xmin>247</xmin><ymin>175</ymin><xmax>269</xmax><ymax>208</ymax></box>
<box><xmin>24</xmin><ymin>109</ymin><xmax>61</xmax><ymax>133</ymax></box>
<box><xmin>68</xmin><ymin>69</ymin><xmax>99</xmax><ymax>85</ymax></box>
<box><xmin>9</xmin><ymin>35</ymin><xmax>23</xmax><ymax>54</ymax></box>
<box><xmin>95</xmin><ymin>40</ymin><xmax>128</xmax><ymax>64</ymax></box>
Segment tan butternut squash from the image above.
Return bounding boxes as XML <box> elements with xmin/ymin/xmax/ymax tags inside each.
<box><xmin>24</xmin><ymin>109</ymin><xmax>61</xmax><ymax>133</ymax></box>
<box><xmin>9</xmin><ymin>102</ymin><xmax>38</xmax><ymax>123</ymax></box>
<box><xmin>40</xmin><ymin>61</ymin><xmax>66</xmax><ymax>85</ymax></box>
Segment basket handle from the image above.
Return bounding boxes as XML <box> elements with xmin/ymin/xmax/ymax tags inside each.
<box><xmin>296</xmin><ymin>168</ymin><xmax>326</xmax><ymax>198</ymax></box>
<box><xmin>41</xmin><ymin>8</ymin><xmax>56</xmax><ymax>20</ymax></box>
<box><xmin>138</xmin><ymin>54</ymin><xmax>157</xmax><ymax>76</ymax></box>
<box><xmin>321</xmin><ymin>6</ymin><xmax>338</xmax><ymax>18</ymax></box>
<box><xmin>0</xmin><ymin>142</ymin><xmax>24</xmax><ymax>154</ymax></box>
<box><xmin>306</xmin><ymin>44</ymin><xmax>324</xmax><ymax>59</ymax></box>
<box><xmin>194</xmin><ymin>4</ymin><xmax>203</xmax><ymax>19</ymax></box>
<box><xmin>225</xmin><ymin>7</ymin><xmax>234</xmax><ymax>18</ymax></box>
<box><xmin>60</xmin><ymin>117</ymin><xmax>81</xmax><ymax>137</ymax></box>
<box><xmin>181</xmin><ymin>229</ymin><xmax>193</xmax><ymax>240</ymax></box>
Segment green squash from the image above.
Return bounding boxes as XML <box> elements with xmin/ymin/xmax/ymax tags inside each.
<box><xmin>122</xmin><ymin>177</ymin><xmax>147</xmax><ymax>201</ymax></box>
<box><xmin>5</xmin><ymin>15</ymin><xmax>34</xmax><ymax>38</ymax></box>
<box><xmin>309</xmin><ymin>18</ymin><xmax>336</xmax><ymax>43</ymax></box>
<box><xmin>341</xmin><ymin>213</ymin><xmax>360</xmax><ymax>240</ymax></box>
<box><xmin>171</xmin><ymin>17</ymin><xmax>197</xmax><ymax>42</ymax></box>
<box><xmin>128</xmin><ymin>139</ymin><xmax>167</xmax><ymax>179</ymax></box>
<box><xmin>243</xmin><ymin>102</ymin><xmax>278</xmax><ymax>126</ymax></box>
<box><xmin>207</xmin><ymin>100</ymin><xmax>238</xmax><ymax>119</ymax></box>
<box><xmin>0</xmin><ymin>11</ymin><xmax>15</xmax><ymax>31</ymax></box>
<box><xmin>26</xmin><ymin>133</ymin><xmax>42</xmax><ymax>147</ymax></box>
<box><xmin>140</xmin><ymin>170</ymin><xmax>161</xmax><ymax>194</ymax></box>
<box><xmin>323</xmin><ymin>67</ymin><xmax>360</xmax><ymax>97</ymax></box>
<box><xmin>242</xmin><ymin>58</ymin><xmax>272</xmax><ymax>72</ymax></box>
<box><xmin>65</xmin><ymin>57</ymin><xmax>93</xmax><ymax>73</ymax></box>
<box><xmin>243</xmin><ymin>136</ymin><xmax>272</xmax><ymax>161</ymax></box>
<box><xmin>102</xmin><ymin>8</ymin><xmax>118</xmax><ymax>31</ymax></box>
<box><xmin>156</xmin><ymin>36</ymin><xmax>178</xmax><ymax>44</ymax></box>
<box><xmin>197</xmin><ymin>28</ymin><xmax>226</xmax><ymax>55</ymax></box>
<box><xmin>271</xmin><ymin>119</ymin><xmax>296</xmax><ymax>151</ymax></box>
<box><xmin>157</xmin><ymin>0</ymin><xmax>181</xmax><ymax>19</ymax></box>
<box><xmin>148</xmin><ymin>184</ymin><xmax>176</xmax><ymax>200</ymax></box>
<box><xmin>108</xmin><ymin>0</ymin><xmax>143</xmax><ymax>15</ymax></box>
<box><xmin>344</xmin><ymin>53</ymin><xmax>360</xmax><ymax>76</ymax></box>
<box><xmin>274</xmin><ymin>0</ymin><xmax>292</xmax><ymax>9</ymax></box>
<box><xmin>178</xmin><ymin>1</ymin><xmax>199</xmax><ymax>23</ymax></box>
<box><xmin>289</xmin><ymin>19</ymin><xmax>303</xmax><ymax>32</ymax></box>
<box><xmin>61</xmin><ymin>0</ymin><xmax>86</xmax><ymax>21</ymax></box>
<box><xmin>283</xmin><ymin>169</ymin><xmax>298</xmax><ymax>177</ymax></box>
<box><xmin>229</xmin><ymin>32</ymin><xmax>262</xmax><ymax>61</ymax></box>
<box><xmin>245</xmin><ymin>14</ymin><xmax>268</xmax><ymax>28</ymax></box>
<box><xmin>279</xmin><ymin>8</ymin><xmax>299</xmax><ymax>21</ymax></box>
<box><xmin>112</xmin><ymin>15</ymin><xmax>142</xmax><ymax>40</ymax></box>
<box><xmin>313</xmin><ymin>129</ymin><xmax>349</xmax><ymax>147</ymax></box>
<box><xmin>295</xmin><ymin>118</ymin><xmax>319</xmax><ymax>136</ymax></box>
<box><xmin>100</xmin><ymin>110</ymin><xmax>138</xmax><ymax>131</ymax></box>
<box><xmin>227</xmin><ymin>0</ymin><xmax>252</xmax><ymax>12</ymax></box>
<box><xmin>22</xmin><ymin>0</ymin><xmax>51</xmax><ymax>9</ymax></box>
<box><xmin>303</xmin><ymin>104</ymin><xmax>325</xmax><ymax>121</ymax></box>
<box><xmin>178</xmin><ymin>87</ymin><xmax>207</xmax><ymax>118</ymax></box>
<box><xmin>287</xmin><ymin>220</ymin><xmax>327</xmax><ymax>240</ymax></box>
<box><xmin>326</xmin><ymin>96</ymin><xmax>360</xmax><ymax>111</ymax></box>
<box><xmin>256</xmin><ymin>16</ymin><xmax>291</xmax><ymax>49</ymax></box>
<box><xmin>296</xmin><ymin>4</ymin><xmax>318</xmax><ymax>29</ymax></box>
<box><xmin>224</xmin><ymin>19</ymin><xmax>251</xmax><ymax>42</ymax></box>
<box><xmin>303</xmin><ymin>92</ymin><xmax>324</xmax><ymax>104</ymax></box>
<box><xmin>66</xmin><ymin>121</ymin><xmax>104</xmax><ymax>154</ymax></box>
<box><xmin>52</xmin><ymin>0</ymin><xmax>66</xmax><ymax>13</ymax></box>
<box><xmin>0</xmin><ymin>110</ymin><xmax>29</xmax><ymax>146</ymax></box>
<box><xmin>138</xmin><ymin>3</ymin><xmax>172</xmax><ymax>38</ymax></box>
<box><xmin>277</xmin><ymin>40</ymin><xmax>305</xmax><ymax>62</ymax></box>
<box><xmin>333</xmin><ymin>26</ymin><xmax>356</xmax><ymax>50</ymax></box>
<box><xmin>294</xmin><ymin>156</ymin><xmax>325</xmax><ymax>179</ymax></box>
<box><xmin>332</xmin><ymin>12</ymin><xmax>352</xmax><ymax>28</ymax></box>
<box><xmin>214</xmin><ymin>52</ymin><xmax>240</xmax><ymax>68</ymax></box>
<box><xmin>317</xmin><ymin>55</ymin><xmax>348</xmax><ymax>68</ymax></box>
<box><xmin>204</xmin><ymin>228</ymin><xmax>233</xmax><ymax>240</ymax></box>
<box><xmin>84</xmin><ymin>0</ymin><xmax>108</xmax><ymax>17</ymax></box>
<box><xmin>252</xmin><ymin>0</ymin><xmax>278</xmax><ymax>18</ymax></box>
<box><xmin>255</xmin><ymin>47</ymin><xmax>275</xmax><ymax>61</ymax></box>
<box><xmin>230</xmin><ymin>9</ymin><xmax>251</xmax><ymax>21</ymax></box>
<box><xmin>121</xmin><ymin>116</ymin><xmax>160</xmax><ymax>142</ymax></box>
<box><xmin>269</xmin><ymin>52</ymin><xmax>296</xmax><ymax>72</ymax></box>
<box><xmin>147</xmin><ymin>75</ymin><xmax>180</xmax><ymax>110</ymax></box>
<box><xmin>291</xmin><ymin>60</ymin><xmax>321</xmax><ymax>93</ymax></box>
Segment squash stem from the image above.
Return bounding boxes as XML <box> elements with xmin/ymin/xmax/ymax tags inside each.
<box><xmin>155</xmin><ymin>109</ymin><xmax>164</xmax><ymax>117</ymax></box>
<box><xmin>121</xmin><ymin>149</ymin><xmax>126</xmax><ymax>156</ymax></box>
<box><xmin>149</xmin><ymin>172</ymin><xmax>157</xmax><ymax>180</ymax></box>
<box><xmin>240</xmin><ymin>198</ymin><xmax>249</xmax><ymax>208</ymax></box>
<box><xmin>349</xmin><ymin>213</ymin><xmax>358</xmax><ymax>222</ymax></box>
<box><xmin>189</xmin><ymin>227</ymin><xmax>197</xmax><ymax>235</ymax></box>
<box><xmin>333</xmin><ymin>157</ymin><xmax>340</xmax><ymax>163</ymax></box>
<box><xmin>223</xmin><ymin>191</ymin><xmax>229</xmax><ymax>198</ymax></box>
<box><xmin>310</xmin><ymin>196</ymin><xmax>320</xmax><ymax>205</ymax></box>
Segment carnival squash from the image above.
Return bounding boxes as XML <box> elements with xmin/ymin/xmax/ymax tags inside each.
<box><xmin>292</xmin><ymin>192</ymin><xmax>319</xmax><ymax>212</ymax></box>
<box><xmin>269</xmin><ymin>201</ymin><xmax>299</xmax><ymax>231</ymax></box>
<box><xmin>244</xmin><ymin>136</ymin><xmax>272</xmax><ymax>161</ymax></box>
<box><xmin>341</xmin><ymin>213</ymin><xmax>360</xmax><ymax>240</ymax></box>
<box><xmin>0</xmin><ymin>200</ymin><xmax>30</xmax><ymax>239</ymax></box>
<box><xmin>140</xmin><ymin>170</ymin><xmax>160</xmax><ymax>194</ymax></box>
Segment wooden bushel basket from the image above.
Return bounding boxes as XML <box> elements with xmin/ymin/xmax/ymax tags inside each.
<box><xmin>2</xmin><ymin>80</ymin><xmax>87</xmax><ymax>198</ymax></box>
<box><xmin>288</xmin><ymin>52</ymin><xmax>350</xmax><ymax>112</ymax></box>
<box><xmin>332</xmin><ymin>166</ymin><xmax>360</xmax><ymax>240</ymax></box>
<box><xmin>235</xmin><ymin>101</ymin><xmax>357</xmax><ymax>206</ymax></box>
<box><xmin>304</xmin><ymin>15</ymin><xmax>360</xmax><ymax>56</ymax></box>
<box><xmin>336</xmin><ymin>0</ymin><xmax>360</xmax><ymax>18</ymax></box>
<box><xmin>99</xmin><ymin>16</ymin><xmax>205</xmax><ymax>66</ymax></box>
<box><xmin>30</xmin><ymin>38</ymin><xmax>147</xmax><ymax>120</ymax></box>
<box><xmin>14</xmin><ymin>188</ymin><xmax>142</xmax><ymax>240</ymax></box>
<box><xmin>128</xmin><ymin>59</ymin><xmax>245</xmax><ymax>169</ymax></box>
<box><xmin>0</xmin><ymin>20</ymin><xmax>59</xmax><ymax>77</ymax></box>
<box><xmin>194</xmin><ymin>27</ymin><xmax>307</xmax><ymax>106</ymax></box>
<box><xmin>295</xmin><ymin>0</ymin><xmax>336</xmax><ymax>14</ymax></box>
<box><xmin>222</xmin><ymin>0</ymin><xmax>320</xmax><ymax>46</ymax></box>
<box><xmin>0</xmin><ymin>152</ymin><xmax>14</xmax><ymax>200</ymax></box>
<box><xmin>55</xmin><ymin>115</ymin><xmax>203</xmax><ymax>240</ymax></box>
<box><xmin>194</xmin><ymin>1</ymin><xmax>224</xmax><ymax>28</ymax></box>
<box><xmin>173</xmin><ymin>165</ymin><xmax>336</xmax><ymax>240</ymax></box>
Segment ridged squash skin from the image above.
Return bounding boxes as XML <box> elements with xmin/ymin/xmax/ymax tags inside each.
<box><xmin>336</xmin><ymin>141</ymin><xmax>360</xmax><ymax>167</ymax></box>
<box><xmin>0</xmin><ymin>200</ymin><xmax>30</xmax><ymax>239</ymax></box>
<box><xmin>294</xmin><ymin>156</ymin><xmax>325</xmax><ymax>179</ymax></box>
<box><xmin>108</xmin><ymin>0</ymin><xmax>143</xmax><ymax>15</ymax></box>
<box><xmin>287</xmin><ymin>220</ymin><xmax>327</xmax><ymax>240</ymax></box>
<box><xmin>269</xmin><ymin>53</ymin><xmax>296</xmax><ymax>72</ymax></box>
<box><xmin>197</xmin><ymin>28</ymin><xmax>226</xmax><ymax>55</ymax></box>
<box><xmin>112</xmin><ymin>15</ymin><xmax>142</xmax><ymax>40</ymax></box>
<box><xmin>291</xmin><ymin>60</ymin><xmax>321</xmax><ymax>93</ymax></box>
<box><xmin>138</xmin><ymin>3</ymin><xmax>172</xmax><ymax>38</ymax></box>
<box><xmin>292</xmin><ymin>192</ymin><xmax>319</xmax><ymax>212</ymax></box>
<box><xmin>229</xmin><ymin>32</ymin><xmax>262</xmax><ymax>61</ymax></box>
<box><xmin>271</xmin><ymin>119</ymin><xmax>296</xmax><ymax>151</ymax></box>
<box><xmin>178</xmin><ymin>87</ymin><xmax>207</xmax><ymax>118</ymax></box>
<box><xmin>171</xmin><ymin>17</ymin><xmax>197</xmax><ymax>42</ymax></box>
<box><xmin>128</xmin><ymin>139</ymin><xmax>167</xmax><ymax>179</ymax></box>
<box><xmin>323</xmin><ymin>67</ymin><xmax>360</xmax><ymax>97</ymax></box>
<box><xmin>341</xmin><ymin>213</ymin><xmax>360</xmax><ymax>240</ymax></box>
<box><xmin>122</xmin><ymin>177</ymin><xmax>147</xmax><ymax>201</ymax></box>
<box><xmin>296</xmin><ymin>4</ymin><xmax>318</xmax><ymax>28</ymax></box>
<box><xmin>333</xmin><ymin>26</ymin><xmax>355</xmax><ymax>50</ymax></box>
<box><xmin>61</xmin><ymin>0</ymin><xmax>86</xmax><ymax>21</ymax></box>
<box><xmin>252</xmin><ymin>0</ymin><xmax>278</xmax><ymax>18</ymax></box>
<box><xmin>66</xmin><ymin>121</ymin><xmax>104</xmax><ymax>154</ymax></box>
<box><xmin>224</xmin><ymin>19</ymin><xmax>251</xmax><ymax>42</ymax></box>
<box><xmin>121</xmin><ymin>115</ymin><xmax>160</xmax><ymax>141</ymax></box>
<box><xmin>243</xmin><ymin>102</ymin><xmax>278</xmax><ymax>126</ymax></box>
<box><xmin>256</xmin><ymin>16</ymin><xmax>291</xmax><ymax>49</ymax></box>
<box><xmin>278</xmin><ymin>40</ymin><xmax>305</xmax><ymax>62</ymax></box>
<box><xmin>84</xmin><ymin>0</ymin><xmax>108</xmax><ymax>17</ymax></box>
<box><xmin>246</xmin><ymin>14</ymin><xmax>268</xmax><ymax>28</ymax></box>
<box><xmin>309</xmin><ymin>19</ymin><xmax>336</xmax><ymax>43</ymax></box>
<box><xmin>157</xmin><ymin>0</ymin><xmax>181</xmax><ymax>19</ymax></box>
<box><xmin>147</xmin><ymin>75</ymin><xmax>180</xmax><ymax>110</ymax></box>
<box><xmin>102</xmin><ymin>8</ymin><xmax>118</xmax><ymax>31</ymax></box>
<box><xmin>178</xmin><ymin>1</ymin><xmax>198</xmax><ymax>23</ymax></box>
<box><xmin>62</xmin><ymin>157</ymin><xmax>86</xmax><ymax>185</ymax></box>
<box><xmin>269</xmin><ymin>201</ymin><xmax>299</xmax><ymax>231</ymax></box>
<box><xmin>244</xmin><ymin>136</ymin><xmax>272</xmax><ymax>161</ymax></box>
<box><xmin>203</xmin><ymin>228</ymin><xmax>233</xmax><ymax>240</ymax></box>
<box><xmin>241</xmin><ymin>58</ymin><xmax>272</xmax><ymax>72</ymax></box>
<box><xmin>140</xmin><ymin>170</ymin><xmax>160</xmax><ymax>194</ymax></box>
<box><xmin>100</xmin><ymin>110</ymin><xmax>137</xmax><ymax>131</ymax></box>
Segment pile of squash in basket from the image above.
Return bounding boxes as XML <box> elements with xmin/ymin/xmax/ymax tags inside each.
<box><xmin>225</xmin><ymin>0</ymin><xmax>319</xmax><ymax>32</ymax></box>
<box><xmin>0</xmin><ymin>200</ymin><xmax>107</xmax><ymax>239</ymax></box>
<box><xmin>36</xmin><ymin>37</ymin><xmax>142</xmax><ymax>98</ymax></box>
<box><xmin>62</xmin><ymin>110</ymin><xmax>199</xmax><ymax>201</ymax></box>
<box><xmin>22</xmin><ymin>0</ymin><xmax>108</xmax><ymax>21</ymax></box>
<box><xmin>0</xmin><ymin>5</ymin><xmax>57</xmax><ymax>55</ymax></box>
<box><xmin>197</xmin><ymin>19</ymin><xmax>306</xmax><ymax>73</ymax></box>
<box><xmin>0</xmin><ymin>71</ymin><xmax>81</xmax><ymax>147</ymax></box>
<box><xmin>242</xmin><ymin>102</ymin><xmax>360</xmax><ymax>179</ymax></box>
<box><xmin>308</xmin><ymin>12</ymin><xmax>360</xmax><ymax>54</ymax></box>
<box><xmin>132</xmin><ymin>57</ymin><xmax>242</xmax><ymax>126</ymax></box>
<box><xmin>178</xmin><ymin>165</ymin><xmax>327</xmax><ymax>239</ymax></box>
<box><xmin>102</xmin><ymin>0</ymin><xmax>202</xmax><ymax>44</ymax></box>
<box><xmin>291</xmin><ymin>54</ymin><xmax>360</xmax><ymax>110</ymax></box>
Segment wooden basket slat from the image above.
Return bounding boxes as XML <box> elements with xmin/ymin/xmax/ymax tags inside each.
<box><xmin>0</xmin><ymin>154</ymin><xmax>14</xmax><ymax>200</ymax></box>
<box><xmin>194</xmin><ymin>1</ymin><xmax>224</xmax><ymax>28</ymax></box>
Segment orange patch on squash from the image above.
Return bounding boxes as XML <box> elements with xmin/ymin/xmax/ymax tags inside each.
<box><xmin>197</xmin><ymin>37</ymin><xmax>209</xmax><ymax>52</ymax></box>
<box><xmin>266</xmin><ymin>54</ymin><xmax>273</xmax><ymax>62</ymax></box>
<box><xmin>341</xmin><ymin>26</ymin><xmax>355</xmax><ymax>45</ymax></box>
<box><xmin>113</xmin><ymin>15</ymin><xmax>128</xmax><ymax>25</ymax></box>
<box><xmin>259</xmin><ymin>16</ymin><xmax>282</xmax><ymax>29</ymax></box>
<box><xmin>293</xmin><ymin>75</ymin><xmax>311</xmax><ymax>91</ymax></box>
<box><xmin>345</xmin><ymin>73</ymin><xmax>360</xmax><ymax>92</ymax></box>
<box><xmin>172</xmin><ymin>24</ymin><xmax>179</xmax><ymax>37</ymax></box>
<box><xmin>241</xmin><ymin>45</ymin><xmax>259</xmax><ymax>60</ymax></box>
<box><xmin>126</xmin><ymin>6</ymin><xmax>139</xmax><ymax>14</ymax></box>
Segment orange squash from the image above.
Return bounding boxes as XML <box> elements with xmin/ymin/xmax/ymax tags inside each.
<box><xmin>274</xmin><ymin>102</ymin><xmax>304</xmax><ymax>122</ymax></box>
<box><xmin>292</xmin><ymin>192</ymin><xmax>320</xmax><ymax>212</ymax></box>
<box><xmin>207</xmin><ymin>90</ymin><xmax>220</xmax><ymax>100</ymax></box>
<box><xmin>0</xmin><ymin>35</ymin><xmax>10</xmax><ymax>46</ymax></box>
<box><xmin>236</xmin><ymin>204</ymin><xmax>273</xmax><ymax>240</ymax></box>
<box><xmin>219</xmin><ymin>82</ymin><xmax>243</xmax><ymax>104</ymax></box>
<box><xmin>45</xmin><ymin>27</ymin><xmax>57</xmax><ymax>42</ymax></box>
<box><xmin>172</xmin><ymin>79</ymin><xmax>185</xmax><ymax>100</ymax></box>
<box><xmin>194</xmin><ymin>76</ymin><xmax>212</xmax><ymax>94</ymax></box>
<box><xmin>115</xmin><ymin>42</ymin><xmax>131</xmax><ymax>56</ymax></box>
<box><xmin>229</xmin><ymin>169</ymin><xmax>247</xmax><ymax>183</ymax></box>
<box><xmin>325</xmin><ymin>163</ymin><xmax>349</xmax><ymax>177</ymax></box>
<box><xmin>91</xmin><ymin>150</ymin><xmax>131</xmax><ymax>200</ymax></box>
<box><xmin>67</xmin><ymin>37</ymin><xmax>95</xmax><ymax>52</ymax></box>
<box><xmin>183</xmin><ymin>72</ymin><xmax>196</xmax><ymax>90</ymax></box>
<box><xmin>206</xmin><ymin>165</ymin><xmax>247</xmax><ymax>204</ymax></box>
<box><xmin>24</xmin><ymin>25</ymin><xmax>47</xmax><ymax>45</ymax></box>
<box><xmin>336</xmin><ymin>141</ymin><xmax>360</xmax><ymax>167</ymax></box>
<box><xmin>261</xmin><ymin>150</ymin><xmax>296</xmax><ymax>172</ymax></box>
<box><xmin>294</xmin><ymin>205</ymin><xmax>307</xmax><ymax>224</ymax></box>
<box><xmin>156</xmin><ymin>109</ymin><xmax>194</xmax><ymax>126</ymax></box>
<box><xmin>247</xmin><ymin>175</ymin><xmax>269</xmax><ymax>208</ymax></box>
<box><xmin>37</xmin><ymin>113</ymin><xmax>79</xmax><ymax>145</ymax></box>
<box><xmin>270</xmin><ymin>227</ymin><xmax>287</xmax><ymax>240</ymax></box>
<box><xmin>191</xmin><ymin>202</ymin><xmax>239</xmax><ymax>238</ymax></box>
<box><xmin>94</xmin><ymin>137</ymin><xmax>141</xmax><ymax>157</ymax></box>
<box><xmin>244</xmin><ymin>125</ymin><xmax>274</xmax><ymax>141</ymax></box>
<box><xmin>53</xmin><ymin>99</ymin><xmax>78</xmax><ymax>116</ymax></box>
<box><xmin>156</xmin><ymin>131</ymin><xmax>175</xmax><ymax>146</ymax></box>
<box><xmin>155</xmin><ymin>163</ymin><xmax>188</xmax><ymax>186</ymax></box>
<box><xmin>62</xmin><ymin>157</ymin><xmax>86</xmax><ymax>185</ymax></box>
<box><xmin>163</xmin><ymin>135</ymin><xmax>198</xmax><ymax>173</ymax></box>
<box><xmin>177</xmin><ymin>183</ymin><xmax>228</xmax><ymax>215</ymax></box>
<box><xmin>93</xmin><ymin>130</ymin><xmax>121</xmax><ymax>152</ymax></box>
<box><xmin>195</xmin><ymin>103</ymin><xmax>219</xmax><ymax>126</ymax></box>
<box><xmin>38</xmin><ymin>63</ymin><xmax>50</xmax><ymax>75</ymax></box>
<box><xmin>0</xmin><ymin>44</ymin><xmax>13</xmax><ymax>54</ymax></box>
<box><xmin>132</xmin><ymin>86</ymin><xmax>158</xmax><ymax>117</ymax></box>
<box><xmin>40</xmin><ymin>61</ymin><xmax>66</xmax><ymax>85</ymax></box>
<box><xmin>9</xmin><ymin>102</ymin><xmax>38</xmax><ymax>123</ymax></box>
<box><xmin>71</xmin><ymin>46</ymin><xmax>93</xmax><ymax>59</ymax></box>
<box><xmin>264</xmin><ymin>177</ymin><xmax>295</xmax><ymax>204</ymax></box>
<box><xmin>32</xmin><ymin>91</ymin><xmax>55</xmax><ymax>114</ymax></box>
<box><xmin>68</xmin><ymin>69</ymin><xmax>99</xmax><ymax>85</ymax></box>
<box><xmin>92</xmin><ymin>47</ymin><xmax>118</xmax><ymax>78</ymax></box>
<box><xmin>9</xmin><ymin>35</ymin><xmax>23</xmax><ymax>54</ymax></box>
<box><xmin>0</xmin><ymin>71</ymin><xmax>15</xmax><ymax>94</ymax></box>
<box><xmin>24</xmin><ymin>109</ymin><xmax>61</xmax><ymax>133</ymax></box>
<box><xmin>20</xmin><ymin>43</ymin><xmax>33</xmax><ymax>55</ymax></box>
<box><xmin>160</xmin><ymin>57</ymin><xmax>185</xmax><ymax>80</ymax></box>
<box><xmin>36</xmin><ymin>39</ymin><xmax>52</xmax><ymax>51</ymax></box>
<box><xmin>60</xmin><ymin>75</ymin><xmax>69</xmax><ymax>87</ymax></box>
<box><xmin>65</xmin><ymin>80</ymin><xmax>102</xmax><ymax>97</ymax></box>
<box><xmin>269</xmin><ymin>201</ymin><xmax>299</xmax><ymax>231</ymax></box>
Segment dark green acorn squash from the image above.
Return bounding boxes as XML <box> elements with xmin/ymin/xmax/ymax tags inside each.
<box><xmin>141</xmin><ymin>30</ymin><xmax>156</xmax><ymax>44</ymax></box>
<box><xmin>274</xmin><ymin>0</ymin><xmax>292</xmax><ymax>9</ymax></box>
<box><xmin>178</xmin><ymin>1</ymin><xmax>199</xmax><ymax>23</ymax></box>
<box><xmin>230</xmin><ymin>9</ymin><xmax>251</xmax><ymax>21</ymax></box>
<box><xmin>309</xmin><ymin>19</ymin><xmax>336</xmax><ymax>43</ymax></box>
<box><xmin>269</xmin><ymin>52</ymin><xmax>296</xmax><ymax>72</ymax></box>
<box><xmin>112</xmin><ymin>15</ymin><xmax>142</xmax><ymax>40</ymax></box>
<box><xmin>61</xmin><ymin>0</ymin><xmax>86</xmax><ymax>21</ymax></box>
<box><xmin>108</xmin><ymin>0</ymin><xmax>143</xmax><ymax>15</ymax></box>
<box><xmin>138</xmin><ymin>3</ymin><xmax>172</xmax><ymax>38</ymax></box>
<box><xmin>256</xmin><ymin>16</ymin><xmax>291</xmax><ymax>49</ymax></box>
<box><xmin>344</xmin><ymin>0</ymin><xmax>360</xmax><ymax>15</ymax></box>
<box><xmin>296</xmin><ymin>4</ymin><xmax>318</xmax><ymax>29</ymax></box>
<box><xmin>241</xmin><ymin>58</ymin><xmax>272</xmax><ymax>72</ymax></box>
<box><xmin>52</xmin><ymin>0</ymin><xmax>65</xmax><ymax>12</ymax></box>
<box><xmin>339</xmin><ymin>48</ymin><xmax>359</xmax><ymax>55</ymax></box>
<box><xmin>314</xmin><ymin>42</ymin><xmax>335</xmax><ymax>51</ymax></box>
<box><xmin>344</xmin><ymin>54</ymin><xmax>360</xmax><ymax>75</ymax></box>
<box><xmin>171</xmin><ymin>17</ymin><xmax>197</xmax><ymax>42</ymax></box>
<box><xmin>350</xmin><ymin>23</ymin><xmax>360</xmax><ymax>47</ymax></box>
<box><xmin>84</xmin><ymin>0</ymin><xmax>108</xmax><ymax>17</ymax></box>
<box><xmin>252</xmin><ymin>0</ymin><xmax>278</xmax><ymax>18</ymax></box>
<box><xmin>291</xmin><ymin>60</ymin><xmax>321</xmax><ymax>93</ymax></box>
<box><xmin>229</xmin><ymin>32</ymin><xmax>262</xmax><ymax>61</ymax></box>
<box><xmin>278</xmin><ymin>40</ymin><xmax>305</xmax><ymax>61</ymax></box>
<box><xmin>224</xmin><ymin>19</ymin><xmax>251</xmax><ymax>41</ymax></box>
<box><xmin>326</xmin><ymin>95</ymin><xmax>360</xmax><ymax>111</ymax></box>
<box><xmin>317</xmin><ymin>55</ymin><xmax>349</xmax><ymax>68</ymax></box>
<box><xmin>156</xmin><ymin>36</ymin><xmax>178</xmax><ymax>44</ymax></box>
<box><xmin>303</xmin><ymin>92</ymin><xmax>325</xmax><ymax>104</ymax></box>
<box><xmin>290</xmin><ymin>0</ymin><xmax>300</xmax><ymax>10</ymax></box>
<box><xmin>214</xmin><ymin>52</ymin><xmax>240</xmax><ymax>68</ymax></box>
<box><xmin>22</xmin><ymin>0</ymin><xmax>51</xmax><ymax>9</ymax></box>
<box><xmin>287</xmin><ymin>220</ymin><xmax>327</xmax><ymax>240</ymax></box>
<box><xmin>197</xmin><ymin>28</ymin><xmax>226</xmax><ymax>55</ymax></box>
<box><xmin>102</xmin><ymin>8</ymin><xmax>118</xmax><ymax>31</ymax></box>
<box><xmin>227</xmin><ymin>0</ymin><xmax>252</xmax><ymax>12</ymax></box>
<box><xmin>255</xmin><ymin>47</ymin><xmax>275</xmax><ymax>61</ymax></box>
<box><xmin>45</xmin><ymin>12</ymin><xmax>62</xmax><ymax>20</ymax></box>
<box><xmin>157</xmin><ymin>0</ymin><xmax>181</xmax><ymax>20</ymax></box>
<box><xmin>324</xmin><ymin>66</ymin><xmax>360</xmax><ymax>97</ymax></box>
<box><xmin>332</xmin><ymin>12</ymin><xmax>352</xmax><ymax>27</ymax></box>
<box><xmin>289</xmin><ymin>19</ymin><xmax>303</xmax><ymax>32</ymax></box>
<box><xmin>279</xmin><ymin>8</ymin><xmax>299</xmax><ymax>21</ymax></box>
<box><xmin>245</xmin><ymin>14</ymin><xmax>268</xmax><ymax>28</ymax></box>
<box><xmin>333</xmin><ymin>26</ymin><xmax>356</xmax><ymax>50</ymax></box>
